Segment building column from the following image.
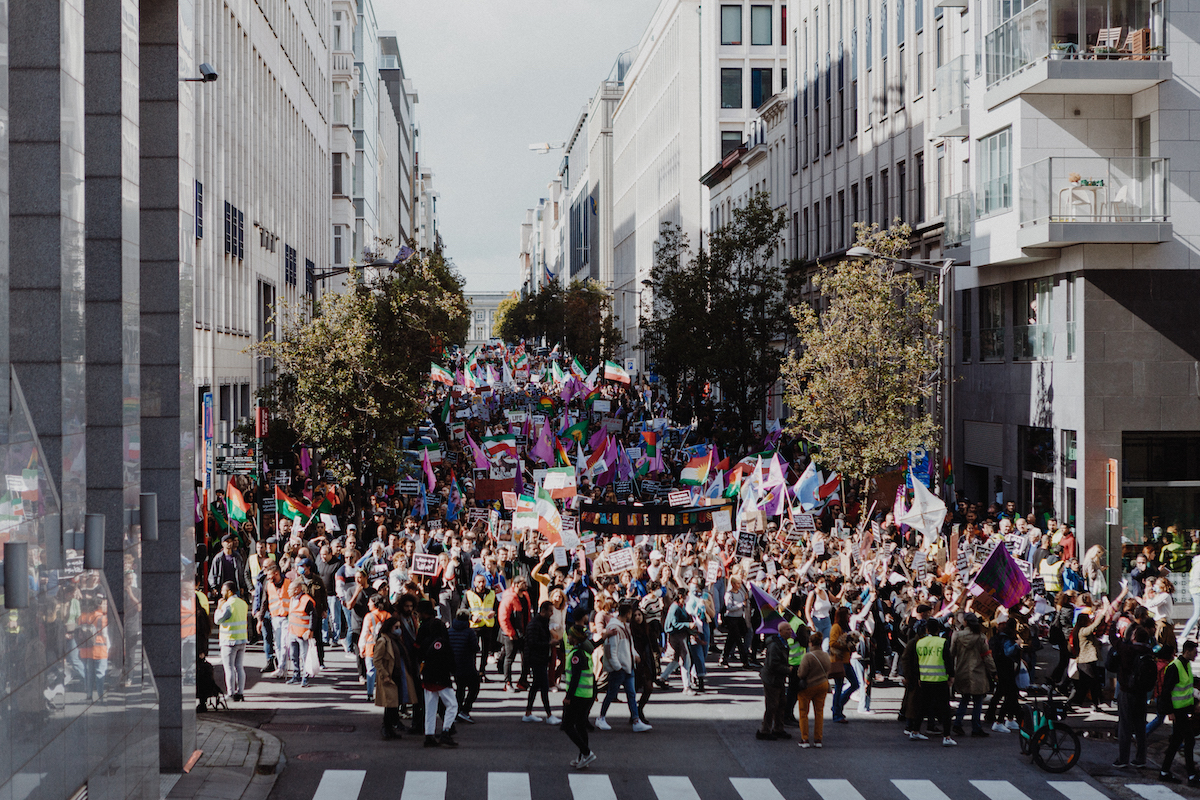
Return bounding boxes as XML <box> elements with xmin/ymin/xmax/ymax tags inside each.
<box><xmin>140</xmin><ymin>0</ymin><xmax>197</xmax><ymax>772</ymax></box>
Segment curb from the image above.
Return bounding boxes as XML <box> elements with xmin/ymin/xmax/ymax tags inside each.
<box><xmin>165</xmin><ymin>719</ymin><xmax>286</xmax><ymax>800</ymax></box>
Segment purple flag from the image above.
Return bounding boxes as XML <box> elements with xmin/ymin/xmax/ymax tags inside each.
<box><xmin>530</xmin><ymin>422</ymin><xmax>555</xmax><ymax>466</ymax></box>
<box><xmin>465</xmin><ymin>432</ymin><xmax>489</xmax><ymax>470</ymax></box>
<box><xmin>970</xmin><ymin>542</ymin><xmax>1033</xmax><ymax>609</ymax></box>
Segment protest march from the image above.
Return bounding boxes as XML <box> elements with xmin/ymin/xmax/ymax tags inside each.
<box><xmin>196</xmin><ymin>341</ymin><xmax>1200</xmax><ymax>783</ymax></box>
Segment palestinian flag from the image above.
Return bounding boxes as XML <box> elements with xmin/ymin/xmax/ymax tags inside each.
<box><xmin>680</xmin><ymin>449</ymin><xmax>712</xmax><ymax>486</ymax></box>
<box><xmin>561</xmin><ymin>420</ymin><xmax>588</xmax><ymax>442</ymax></box>
<box><xmin>275</xmin><ymin>486</ymin><xmax>311</xmax><ymax>522</ymax></box>
<box><xmin>430</xmin><ymin>363</ymin><xmax>454</xmax><ymax>386</ymax></box>
<box><xmin>482</xmin><ymin>434</ymin><xmax>517</xmax><ymax>461</ymax></box>
<box><xmin>570</xmin><ymin>357</ymin><xmax>586</xmax><ymax>379</ymax></box>
<box><xmin>536</xmin><ymin>486</ymin><xmax>563</xmax><ymax>545</ymax></box>
<box><xmin>226</xmin><ymin>478</ymin><xmax>250</xmax><ymax>523</ymax></box>
<box><xmin>603</xmin><ymin>360</ymin><xmax>630</xmax><ymax>384</ymax></box>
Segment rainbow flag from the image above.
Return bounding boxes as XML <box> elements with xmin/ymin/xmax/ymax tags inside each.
<box><xmin>226</xmin><ymin>478</ymin><xmax>250</xmax><ymax>523</ymax></box>
<box><xmin>555</xmin><ymin>439</ymin><xmax>572</xmax><ymax>468</ymax></box>
<box><xmin>750</xmin><ymin>583</ymin><xmax>805</xmax><ymax>635</ymax></box>
<box><xmin>538</xmin><ymin>395</ymin><xmax>554</xmax><ymax>411</ymax></box>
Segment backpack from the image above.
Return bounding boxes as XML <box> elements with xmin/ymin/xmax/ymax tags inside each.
<box><xmin>1133</xmin><ymin>653</ymin><xmax>1159</xmax><ymax>694</ymax></box>
<box><xmin>1067</xmin><ymin>629</ymin><xmax>1080</xmax><ymax>658</ymax></box>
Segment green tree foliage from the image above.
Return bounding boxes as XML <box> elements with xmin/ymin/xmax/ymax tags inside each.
<box><xmin>641</xmin><ymin>193</ymin><xmax>790</xmax><ymax>449</ymax></box>
<box><xmin>783</xmin><ymin>223</ymin><xmax>941</xmax><ymax>485</ymax></box>
<box><xmin>493</xmin><ymin>279</ymin><xmax>623</xmax><ymax>362</ymax></box>
<box><xmin>252</xmin><ymin>250</ymin><xmax>469</xmax><ymax>486</ymax></box>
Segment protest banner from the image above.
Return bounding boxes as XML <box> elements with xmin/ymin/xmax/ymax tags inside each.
<box><xmin>411</xmin><ymin>554</ymin><xmax>439</xmax><ymax>576</ymax></box>
<box><xmin>578</xmin><ymin>502</ymin><xmax>728</xmax><ymax>537</ymax></box>
<box><xmin>474</xmin><ymin>479</ymin><xmax>511</xmax><ymax>502</ymax></box>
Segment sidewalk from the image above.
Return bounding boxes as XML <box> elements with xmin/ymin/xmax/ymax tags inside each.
<box><xmin>163</xmin><ymin>718</ymin><xmax>286</xmax><ymax>800</ymax></box>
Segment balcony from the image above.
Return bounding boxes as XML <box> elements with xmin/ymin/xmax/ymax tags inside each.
<box><xmin>1017</xmin><ymin>156</ymin><xmax>1171</xmax><ymax>248</ymax></box>
<box><xmin>332</xmin><ymin>50</ymin><xmax>355</xmax><ymax>82</ymax></box>
<box><xmin>984</xmin><ymin>0</ymin><xmax>1170</xmax><ymax>107</ymax></box>
<box><xmin>944</xmin><ymin>190</ymin><xmax>975</xmax><ymax>255</ymax></box>
<box><xmin>933</xmin><ymin>56</ymin><xmax>970</xmax><ymax>138</ymax></box>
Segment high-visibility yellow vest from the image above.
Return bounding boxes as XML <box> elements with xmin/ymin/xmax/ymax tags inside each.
<box><xmin>788</xmin><ymin>638</ymin><xmax>807</xmax><ymax>667</ymax></box>
<box><xmin>916</xmin><ymin>635</ymin><xmax>948</xmax><ymax>683</ymax></box>
<box><xmin>467</xmin><ymin>590</ymin><xmax>497</xmax><ymax>628</ymax></box>
<box><xmin>567</xmin><ymin>645</ymin><xmax>595</xmax><ymax>699</ymax></box>
<box><xmin>219</xmin><ymin>597</ymin><xmax>249</xmax><ymax>644</ymax></box>
<box><xmin>1172</xmin><ymin>658</ymin><xmax>1195</xmax><ymax>710</ymax></box>
<box><xmin>1039</xmin><ymin>559</ymin><xmax>1063</xmax><ymax>592</ymax></box>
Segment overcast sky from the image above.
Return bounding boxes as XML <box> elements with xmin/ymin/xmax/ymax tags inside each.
<box><xmin>378</xmin><ymin>0</ymin><xmax>654</xmax><ymax>294</ymax></box>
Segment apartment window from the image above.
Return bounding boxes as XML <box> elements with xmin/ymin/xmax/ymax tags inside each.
<box><xmin>962</xmin><ymin>289</ymin><xmax>973</xmax><ymax>363</ymax></box>
<box><xmin>979</xmin><ymin>285</ymin><xmax>1004</xmax><ymax>361</ymax></box>
<box><xmin>1065</xmin><ymin>274</ymin><xmax>1078</xmax><ymax>360</ymax></box>
<box><xmin>782</xmin><ymin>6</ymin><xmax>788</xmax><ymax>44</ymax></box>
<box><xmin>721</xmin><ymin>130</ymin><xmax>743</xmax><ymax>158</ymax></box>
<box><xmin>850</xmin><ymin>28</ymin><xmax>859</xmax><ymax>134</ymax></box>
<box><xmin>837</xmin><ymin>44</ymin><xmax>845</xmax><ymax>146</ymax></box>
<box><xmin>915</xmin><ymin>153</ymin><xmax>925</xmax><ymax>223</ymax></box>
<box><xmin>897</xmin><ymin>47</ymin><xmax>905</xmax><ymax>107</ymax></box>
<box><xmin>865</xmin><ymin>177</ymin><xmax>874</xmax><ymax>225</ymax></box>
<box><xmin>237</xmin><ymin>209</ymin><xmax>245</xmax><ymax>260</ymax></box>
<box><xmin>782</xmin><ymin>68</ymin><xmax>787</xmax><ymax>89</ymax></box>
<box><xmin>751</xmin><ymin>5</ymin><xmax>773</xmax><ymax>44</ymax></box>
<box><xmin>333</xmin><ymin>11</ymin><xmax>343</xmax><ymax>49</ymax></box>
<box><xmin>305</xmin><ymin>259</ymin><xmax>315</xmax><ymax>296</ymax></box>
<box><xmin>195</xmin><ymin>181</ymin><xmax>203</xmax><ymax>239</ymax></box>
<box><xmin>333</xmin><ymin>85</ymin><xmax>344</xmax><ymax>125</ymax></box>
<box><xmin>937</xmin><ymin>21</ymin><xmax>945</xmax><ymax>67</ymax></box>
<box><xmin>224</xmin><ymin>201</ymin><xmax>232</xmax><ymax>255</ymax></box>
<box><xmin>721</xmin><ymin>68</ymin><xmax>743</xmax><ymax>108</ymax></box>
<box><xmin>332</xmin><ymin>153</ymin><xmax>343</xmax><ymax>196</ymax></box>
<box><xmin>851</xmin><ymin>183</ymin><xmax>860</xmax><ymax>228</ymax></box>
<box><xmin>751</xmin><ymin>68</ymin><xmax>773</xmax><ymax>107</ymax></box>
<box><xmin>1014</xmin><ymin>278</ymin><xmax>1052</xmax><ymax>360</ymax></box>
<box><xmin>1063</xmin><ymin>430</ymin><xmax>1078</xmax><ymax>480</ymax></box>
<box><xmin>722</xmin><ymin>5</ymin><xmax>743</xmax><ymax>44</ymax></box>
<box><xmin>285</xmin><ymin>245</ymin><xmax>298</xmax><ymax>286</ymax></box>
<box><xmin>897</xmin><ymin>0</ymin><xmax>905</xmax><ymax>44</ymax></box>
<box><xmin>837</xmin><ymin>190</ymin><xmax>846</xmax><ymax>249</ymax></box>
<box><xmin>936</xmin><ymin>143</ymin><xmax>945</xmax><ymax>214</ymax></box>
<box><xmin>916</xmin><ymin>31</ymin><xmax>925</xmax><ymax>91</ymax></box>
<box><xmin>897</xmin><ymin>161</ymin><xmax>907</xmax><ymax>222</ymax></box>
<box><xmin>978</xmin><ymin>127</ymin><xmax>1012</xmax><ymax>216</ymax></box>
<box><xmin>333</xmin><ymin>225</ymin><xmax>343</xmax><ymax>266</ymax></box>
<box><xmin>801</xmin><ymin>208</ymin><xmax>810</xmax><ymax>258</ymax></box>
<box><xmin>825</xmin><ymin>196</ymin><xmax>833</xmax><ymax>254</ymax></box>
<box><xmin>916</xmin><ymin>0</ymin><xmax>924</xmax><ymax>30</ymax></box>
<box><xmin>880</xmin><ymin>169</ymin><xmax>890</xmax><ymax>224</ymax></box>
<box><xmin>792</xmin><ymin>210</ymin><xmax>800</xmax><ymax>259</ymax></box>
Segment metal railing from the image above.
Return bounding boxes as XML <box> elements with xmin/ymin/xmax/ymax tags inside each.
<box><xmin>986</xmin><ymin>0</ymin><xmax>1166</xmax><ymax>86</ymax></box>
<box><xmin>944</xmin><ymin>190</ymin><xmax>974</xmax><ymax>247</ymax></box>
<box><xmin>1014</xmin><ymin>323</ymin><xmax>1054</xmax><ymax>360</ymax></box>
<box><xmin>936</xmin><ymin>56</ymin><xmax>969</xmax><ymax>120</ymax></box>
<box><xmin>1018</xmin><ymin>156</ymin><xmax>1169</xmax><ymax>226</ymax></box>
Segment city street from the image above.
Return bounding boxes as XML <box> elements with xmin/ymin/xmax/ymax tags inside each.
<box><xmin>212</xmin><ymin>646</ymin><xmax>1151</xmax><ymax>800</ymax></box>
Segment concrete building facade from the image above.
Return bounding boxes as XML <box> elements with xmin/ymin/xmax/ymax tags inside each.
<box><xmin>466</xmin><ymin>292</ymin><xmax>510</xmax><ymax>350</ymax></box>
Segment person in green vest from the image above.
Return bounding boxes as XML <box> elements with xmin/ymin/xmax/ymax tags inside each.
<box><xmin>214</xmin><ymin>580</ymin><xmax>249</xmax><ymax>701</ymax></box>
<box><xmin>1158</xmin><ymin>639</ymin><xmax>1198</xmax><ymax>785</ymax></box>
<box><xmin>561</xmin><ymin>624</ymin><xmax>597</xmax><ymax>770</ymax></box>
<box><xmin>785</xmin><ymin>619</ymin><xmax>811</xmax><ymax>724</ymax></box>
<box><xmin>905</xmin><ymin>617</ymin><xmax>958</xmax><ymax>747</ymax></box>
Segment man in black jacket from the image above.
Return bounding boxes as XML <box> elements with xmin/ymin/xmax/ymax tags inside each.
<box><xmin>1112</xmin><ymin>623</ymin><xmax>1154</xmax><ymax>769</ymax></box>
<box><xmin>208</xmin><ymin>535</ymin><xmax>247</xmax><ymax>599</ymax></box>
<box><xmin>415</xmin><ymin>599</ymin><xmax>459</xmax><ymax>747</ymax></box>
<box><xmin>523</xmin><ymin>601</ymin><xmax>560</xmax><ymax>724</ymax></box>
<box><xmin>447</xmin><ymin>610</ymin><xmax>480</xmax><ymax>723</ymax></box>
<box><xmin>757</xmin><ymin>622</ymin><xmax>793</xmax><ymax>740</ymax></box>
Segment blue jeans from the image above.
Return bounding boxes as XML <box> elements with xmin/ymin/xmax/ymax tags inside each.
<box><xmin>955</xmin><ymin>692</ymin><xmax>985</xmax><ymax>731</ymax></box>
<box><xmin>813</xmin><ymin>616</ymin><xmax>832</xmax><ymax>649</ymax></box>
<box><xmin>832</xmin><ymin>667</ymin><xmax>860</xmax><ymax>720</ymax></box>
<box><xmin>600</xmin><ymin>668</ymin><xmax>640</xmax><ymax>722</ymax></box>
<box><xmin>365</xmin><ymin>654</ymin><xmax>376</xmax><ymax>697</ymax></box>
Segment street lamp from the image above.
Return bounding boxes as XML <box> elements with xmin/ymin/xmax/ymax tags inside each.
<box><xmin>847</xmin><ymin>246</ymin><xmax>957</xmax><ymax>499</ymax></box>
<box><xmin>309</xmin><ymin>256</ymin><xmax>406</xmax><ymax>315</ymax></box>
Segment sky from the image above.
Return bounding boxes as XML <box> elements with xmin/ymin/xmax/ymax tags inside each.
<box><xmin>377</xmin><ymin>0</ymin><xmax>655</xmax><ymax>295</ymax></box>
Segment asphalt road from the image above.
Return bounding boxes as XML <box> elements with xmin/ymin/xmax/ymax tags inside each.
<box><xmin>214</xmin><ymin>643</ymin><xmax>1188</xmax><ymax>800</ymax></box>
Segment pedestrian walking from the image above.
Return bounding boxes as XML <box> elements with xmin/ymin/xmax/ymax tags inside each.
<box><xmin>757</xmin><ymin>622</ymin><xmax>793</xmax><ymax>740</ymax></box>
<box><xmin>562</xmin><ymin>624</ymin><xmax>598</xmax><ymax>769</ymax></box>
<box><xmin>596</xmin><ymin>600</ymin><xmax>652</xmax><ymax>732</ymax></box>
<box><xmin>1158</xmin><ymin>639</ymin><xmax>1198</xmax><ymax>784</ymax></box>
<box><xmin>415</xmin><ymin>599</ymin><xmax>459</xmax><ymax>747</ymax></box>
<box><xmin>906</xmin><ymin>618</ymin><xmax>957</xmax><ymax>746</ymax></box>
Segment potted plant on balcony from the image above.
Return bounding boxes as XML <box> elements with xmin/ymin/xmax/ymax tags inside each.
<box><xmin>1051</xmin><ymin>40</ymin><xmax>1072</xmax><ymax>58</ymax></box>
<box><xmin>1068</xmin><ymin>172</ymin><xmax>1081</xmax><ymax>187</ymax></box>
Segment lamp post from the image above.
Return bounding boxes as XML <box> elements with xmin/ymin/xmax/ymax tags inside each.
<box><xmin>308</xmin><ymin>255</ymin><xmax>401</xmax><ymax>316</ymax></box>
<box><xmin>846</xmin><ymin>246</ymin><xmax>956</xmax><ymax>498</ymax></box>
<box><xmin>610</xmin><ymin>279</ymin><xmax>652</xmax><ymax>375</ymax></box>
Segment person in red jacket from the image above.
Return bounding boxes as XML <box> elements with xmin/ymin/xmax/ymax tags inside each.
<box><xmin>499</xmin><ymin>577</ymin><xmax>533</xmax><ymax>691</ymax></box>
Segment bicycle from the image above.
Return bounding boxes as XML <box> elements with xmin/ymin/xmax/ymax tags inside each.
<box><xmin>1017</xmin><ymin>686</ymin><xmax>1082</xmax><ymax>773</ymax></box>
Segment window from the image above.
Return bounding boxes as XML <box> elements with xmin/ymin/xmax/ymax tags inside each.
<box><xmin>851</xmin><ymin>183</ymin><xmax>860</xmax><ymax>227</ymax></box>
<box><xmin>837</xmin><ymin>190</ymin><xmax>846</xmax><ymax>248</ymax></box>
<box><xmin>825</xmin><ymin>196</ymin><xmax>833</xmax><ymax>253</ymax></box>
<box><xmin>961</xmin><ymin>288</ymin><xmax>973</xmax><ymax>363</ymax></box>
<box><xmin>721</xmin><ymin>68</ymin><xmax>743</xmax><ymax>108</ymax></box>
<box><xmin>1065</xmin><ymin>274</ymin><xmax>1078</xmax><ymax>360</ymax></box>
<box><xmin>237</xmin><ymin>209</ymin><xmax>244</xmax><ymax>260</ymax></box>
<box><xmin>224</xmin><ymin>201</ymin><xmax>232</xmax><ymax>255</ymax></box>
<box><xmin>305</xmin><ymin>259</ymin><xmax>315</xmax><ymax>296</ymax></box>
<box><xmin>1014</xmin><ymin>277</ymin><xmax>1052</xmax><ymax>360</ymax></box>
<box><xmin>333</xmin><ymin>11</ymin><xmax>343</xmax><ymax>50</ymax></box>
<box><xmin>897</xmin><ymin>161</ymin><xmax>906</xmax><ymax>222</ymax></box>
<box><xmin>782</xmin><ymin>68</ymin><xmax>787</xmax><ymax>89</ymax></box>
<box><xmin>333</xmin><ymin>225</ymin><xmax>343</xmax><ymax>266</ymax></box>
<box><xmin>782</xmin><ymin>5</ymin><xmax>788</xmax><ymax>44</ymax></box>
<box><xmin>284</xmin><ymin>245</ymin><xmax>298</xmax><ymax>286</ymax></box>
<box><xmin>751</xmin><ymin>68</ymin><xmax>772</xmax><ymax>107</ymax></box>
<box><xmin>979</xmin><ymin>285</ymin><xmax>1004</xmax><ymax>361</ymax></box>
<box><xmin>813</xmin><ymin>203</ymin><xmax>821</xmax><ymax>254</ymax></box>
<box><xmin>865</xmin><ymin>177</ymin><xmax>874</xmax><ymax>225</ymax></box>
<box><xmin>936</xmin><ymin>143</ymin><xmax>945</xmax><ymax>214</ymax></box>
<box><xmin>915</xmin><ymin>153</ymin><xmax>925</xmax><ymax>223</ymax></box>
<box><xmin>721</xmin><ymin>5</ymin><xmax>742</xmax><ymax>44</ymax></box>
<box><xmin>751</xmin><ymin>5</ymin><xmax>773</xmax><ymax>44</ymax></box>
<box><xmin>916</xmin><ymin>0</ymin><xmax>924</xmax><ymax>30</ymax></box>
<box><xmin>332</xmin><ymin>153</ymin><xmax>343</xmax><ymax>196</ymax></box>
<box><xmin>897</xmin><ymin>0</ymin><xmax>905</xmax><ymax>44</ymax></box>
<box><xmin>916</xmin><ymin>30</ymin><xmax>924</xmax><ymax>91</ymax></box>
<box><xmin>880</xmin><ymin>169</ymin><xmax>889</xmax><ymax>224</ymax></box>
<box><xmin>1063</xmin><ymin>430</ymin><xmax>1078</xmax><ymax>479</ymax></box>
<box><xmin>978</xmin><ymin>127</ymin><xmax>1012</xmax><ymax>216</ymax></box>
<box><xmin>801</xmin><ymin>208</ymin><xmax>809</xmax><ymax>258</ymax></box>
<box><xmin>333</xmin><ymin>85</ymin><xmax>344</xmax><ymax>125</ymax></box>
<box><xmin>721</xmin><ymin>130</ymin><xmax>743</xmax><ymax>158</ymax></box>
<box><xmin>195</xmin><ymin>181</ymin><xmax>203</xmax><ymax>239</ymax></box>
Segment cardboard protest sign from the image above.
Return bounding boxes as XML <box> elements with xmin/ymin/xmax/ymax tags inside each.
<box><xmin>607</xmin><ymin>547</ymin><xmax>637</xmax><ymax>573</ymax></box>
<box><xmin>502</xmin><ymin>491</ymin><xmax>517</xmax><ymax>510</ymax></box>
<box><xmin>411</xmin><ymin>554</ymin><xmax>439</xmax><ymax>576</ymax></box>
<box><xmin>812</xmin><ymin>538</ymin><xmax>826</xmax><ymax>557</ymax></box>
<box><xmin>706</xmin><ymin>560</ymin><xmax>720</xmax><ymax>585</ymax></box>
<box><xmin>668</xmin><ymin>490</ymin><xmax>691</xmax><ymax>507</ymax></box>
<box><xmin>793</xmin><ymin>513</ymin><xmax>817</xmax><ymax>534</ymax></box>
<box><xmin>603</xmin><ymin>418</ymin><xmax>624</xmax><ymax>434</ymax></box>
<box><xmin>712</xmin><ymin>508</ymin><xmax>733</xmax><ymax>533</ymax></box>
<box><xmin>581</xmin><ymin>533</ymin><xmax>596</xmax><ymax>554</ymax></box>
<box><xmin>736</xmin><ymin>530</ymin><xmax>757</xmax><ymax>557</ymax></box>
<box><xmin>467</xmin><ymin>508</ymin><xmax>489</xmax><ymax>525</ymax></box>
<box><xmin>397</xmin><ymin>478</ymin><xmax>421</xmax><ymax>495</ymax></box>
<box><xmin>592</xmin><ymin>399</ymin><xmax>611</xmax><ymax>413</ymax></box>
<box><xmin>554</xmin><ymin>546</ymin><xmax>568</xmax><ymax>567</ymax></box>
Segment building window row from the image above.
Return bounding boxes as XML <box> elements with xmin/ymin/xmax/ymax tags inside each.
<box><xmin>721</xmin><ymin>4</ymin><xmax>785</xmax><ymax>46</ymax></box>
<box><xmin>225</xmin><ymin>202</ymin><xmax>245</xmax><ymax>261</ymax></box>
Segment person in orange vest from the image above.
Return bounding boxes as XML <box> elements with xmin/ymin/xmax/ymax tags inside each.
<box><xmin>359</xmin><ymin>594</ymin><xmax>391</xmax><ymax>702</ymax></box>
<box><xmin>288</xmin><ymin>580</ymin><xmax>316</xmax><ymax>688</ymax></box>
<box><xmin>261</xmin><ymin>563</ymin><xmax>292</xmax><ymax>680</ymax></box>
<box><xmin>79</xmin><ymin>596</ymin><xmax>109</xmax><ymax>702</ymax></box>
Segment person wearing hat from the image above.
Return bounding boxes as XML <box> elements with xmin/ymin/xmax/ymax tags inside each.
<box><xmin>208</xmin><ymin>534</ymin><xmax>247</xmax><ymax>600</ymax></box>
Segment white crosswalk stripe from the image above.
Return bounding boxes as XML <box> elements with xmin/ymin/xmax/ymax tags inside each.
<box><xmin>893</xmin><ymin>779</ymin><xmax>954</xmax><ymax>800</ymax></box>
<box><xmin>971</xmin><ymin>779</ymin><xmax>1033</xmax><ymax>800</ymax></box>
<box><xmin>809</xmin><ymin>779</ymin><xmax>868</xmax><ymax>800</ymax></box>
<box><xmin>1050</xmin><ymin>781</ymin><xmax>1112</xmax><ymax>800</ymax></box>
<box><xmin>400</xmin><ymin>771</ymin><xmax>447</xmax><ymax>800</ymax></box>
<box><xmin>312</xmin><ymin>770</ymin><xmax>366</xmax><ymax>800</ymax></box>
<box><xmin>648</xmin><ymin>776</ymin><xmax>702</xmax><ymax>800</ymax></box>
<box><xmin>1127</xmin><ymin>786</ymin><xmax>1188</xmax><ymax>800</ymax></box>
<box><xmin>490</xmin><ymin>772</ymin><xmax>532</xmax><ymax>800</ymax></box>
<box><xmin>730</xmin><ymin>777</ymin><xmax>787</xmax><ymax>800</ymax></box>
<box><xmin>569</xmin><ymin>774</ymin><xmax>618</xmax><ymax>800</ymax></box>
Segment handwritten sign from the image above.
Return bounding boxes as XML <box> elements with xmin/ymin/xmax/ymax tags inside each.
<box><xmin>411</xmin><ymin>554</ymin><xmax>439</xmax><ymax>576</ymax></box>
<box><xmin>614</xmin><ymin>480</ymin><xmax>633</xmax><ymax>496</ymax></box>
<box><xmin>607</xmin><ymin>547</ymin><xmax>637</xmax><ymax>573</ymax></box>
<box><xmin>712</xmin><ymin>508</ymin><xmax>732</xmax><ymax>533</ymax></box>
<box><xmin>794</xmin><ymin>513</ymin><xmax>817</xmax><ymax>533</ymax></box>
<box><xmin>736</xmin><ymin>530</ymin><xmax>757</xmax><ymax>558</ymax></box>
<box><xmin>668</xmin><ymin>490</ymin><xmax>691</xmax><ymax>507</ymax></box>
<box><xmin>553</xmin><ymin>546</ymin><xmax>568</xmax><ymax>567</ymax></box>
<box><xmin>706</xmin><ymin>560</ymin><xmax>720</xmax><ymax>585</ymax></box>
<box><xmin>592</xmin><ymin>399</ymin><xmax>611</xmax><ymax>413</ymax></box>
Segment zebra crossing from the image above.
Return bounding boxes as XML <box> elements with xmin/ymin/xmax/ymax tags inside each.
<box><xmin>307</xmin><ymin>769</ymin><xmax>1178</xmax><ymax>800</ymax></box>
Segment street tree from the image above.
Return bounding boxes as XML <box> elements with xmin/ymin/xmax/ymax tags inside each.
<box><xmin>252</xmin><ymin>250</ymin><xmax>468</xmax><ymax>507</ymax></box>
<box><xmin>493</xmin><ymin>279</ymin><xmax>623</xmax><ymax>362</ymax></box>
<box><xmin>782</xmin><ymin>222</ymin><xmax>941</xmax><ymax>487</ymax></box>
<box><xmin>641</xmin><ymin>193</ymin><xmax>790</xmax><ymax>450</ymax></box>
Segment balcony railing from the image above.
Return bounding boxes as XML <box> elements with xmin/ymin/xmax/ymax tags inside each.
<box><xmin>936</xmin><ymin>56</ymin><xmax>969</xmax><ymax>120</ymax></box>
<box><xmin>1018</xmin><ymin>156</ymin><xmax>1168</xmax><ymax>226</ymax></box>
<box><xmin>986</xmin><ymin>0</ymin><xmax>1166</xmax><ymax>86</ymax></box>
<box><xmin>1014</xmin><ymin>323</ymin><xmax>1053</xmax><ymax>360</ymax></box>
<box><xmin>944</xmin><ymin>190</ymin><xmax>975</xmax><ymax>247</ymax></box>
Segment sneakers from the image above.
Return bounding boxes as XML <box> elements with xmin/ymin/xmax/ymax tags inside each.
<box><xmin>1005</xmin><ymin>720</ymin><xmax>1020</xmax><ymax>730</ymax></box>
<box><xmin>439</xmin><ymin>734</ymin><xmax>458</xmax><ymax>747</ymax></box>
<box><xmin>424</xmin><ymin>735</ymin><xmax>441</xmax><ymax>748</ymax></box>
<box><xmin>546</xmin><ymin>715</ymin><xmax>563</xmax><ymax>725</ymax></box>
<box><xmin>942</xmin><ymin>737</ymin><xmax>958</xmax><ymax>747</ymax></box>
<box><xmin>300</xmin><ymin>678</ymin><xmax>309</xmax><ymax>688</ymax></box>
<box><xmin>756</xmin><ymin>731</ymin><xmax>777</xmax><ymax>740</ymax></box>
<box><xmin>1112</xmin><ymin>761</ymin><xmax>1130</xmax><ymax>769</ymax></box>
<box><xmin>813</xmin><ymin>742</ymin><xmax>823</xmax><ymax>748</ymax></box>
<box><xmin>522</xmin><ymin>714</ymin><xmax>541</xmax><ymax>723</ymax></box>
<box><xmin>595</xmin><ymin>717</ymin><xmax>612</xmax><ymax>731</ymax></box>
<box><xmin>992</xmin><ymin>722</ymin><xmax>1010</xmax><ymax>733</ymax></box>
<box><xmin>799</xmin><ymin>741</ymin><xmax>812</xmax><ymax>749</ymax></box>
<box><xmin>569</xmin><ymin>754</ymin><xmax>583</xmax><ymax>768</ymax></box>
<box><xmin>456</xmin><ymin>712</ymin><xmax>474</xmax><ymax>724</ymax></box>
<box><xmin>1159</xmin><ymin>772</ymin><xmax>1181</xmax><ymax>784</ymax></box>
<box><xmin>952</xmin><ymin>725</ymin><xmax>966</xmax><ymax>736</ymax></box>
<box><xmin>576</xmin><ymin>752</ymin><xmax>597</xmax><ymax>769</ymax></box>
<box><xmin>909</xmin><ymin>731</ymin><xmax>929</xmax><ymax>741</ymax></box>
<box><xmin>631</xmin><ymin>720</ymin><xmax>652</xmax><ymax>733</ymax></box>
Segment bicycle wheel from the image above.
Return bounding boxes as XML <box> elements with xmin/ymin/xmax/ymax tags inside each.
<box><xmin>1031</xmin><ymin>723</ymin><xmax>1082</xmax><ymax>773</ymax></box>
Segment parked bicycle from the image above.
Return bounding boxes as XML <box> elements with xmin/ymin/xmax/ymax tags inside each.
<box><xmin>1018</xmin><ymin>686</ymin><xmax>1082</xmax><ymax>773</ymax></box>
